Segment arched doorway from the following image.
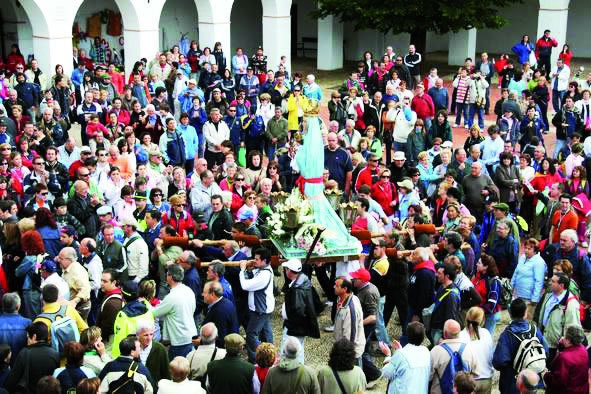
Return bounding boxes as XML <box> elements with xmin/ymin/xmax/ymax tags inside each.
<box><xmin>0</xmin><ymin>1</ymin><xmax>34</xmax><ymax>66</ymax></box>
<box><xmin>158</xmin><ymin>0</ymin><xmax>199</xmax><ymax>53</ymax></box>
<box><xmin>72</xmin><ymin>0</ymin><xmax>125</xmax><ymax>67</ymax></box>
<box><xmin>230</xmin><ymin>0</ymin><xmax>263</xmax><ymax>56</ymax></box>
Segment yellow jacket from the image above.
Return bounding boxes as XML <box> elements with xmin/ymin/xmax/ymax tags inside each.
<box><xmin>287</xmin><ymin>94</ymin><xmax>308</xmax><ymax>131</ymax></box>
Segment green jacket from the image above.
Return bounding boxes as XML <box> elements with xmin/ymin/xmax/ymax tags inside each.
<box><xmin>207</xmin><ymin>354</ymin><xmax>255</xmax><ymax>394</ymax></box>
<box><xmin>265</xmin><ymin>116</ymin><xmax>289</xmax><ymax>145</ymax></box>
<box><xmin>146</xmin><ymin>340</ymin><xmax>170</xmax><ymax>384</ymax></box>
<box><xmin>262</xmin><ymin>358</ymin><xmax>320</xmax><ymax>394</ymax></box>
<box><xmin>535</xmin><ymin>290</ymin><xmax>581</xmax><ymax>348</ymax></box>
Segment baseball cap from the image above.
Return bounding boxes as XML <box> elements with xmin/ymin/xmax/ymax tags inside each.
<box><xmin>281</xmin><ymin>258</ymin><xmax>302</xmax><ymax>273</ymax></box>
<box><xmin>133</xmin><ymin>190</ymin><xmax>148</xmax><ymax>200</ymax></box>
<box><xmin>246</xmin><ymin>66</ymin><xmax>254</xmax><ymax>71</ymax></box>
<box><xmin>96</xmin><ymin>205</ymin><xmax>112</xmax><ymax>216</ymax></box>
<box><xmin>238</xmin><ymin>210</ymin><xmax>255</xmax><ymax>221</ymax></box>
<box><xmin>120</xmin><ymin>216</ymin><xmax>139</xmax><ymax>227</ymax></box>
<box><xmin>397</xmin><ymin>179</ymin><xmax>414</xmax><ymax>191</ymax></box>
<box><xmin>441</xmin><ymin>141</ymin><xmax>453</xmax><ymax>149</ymax></box>
<box><xmin>188</xmin><ymin>79</ymin><xmax>197</xmax><ymax>85</ymax></box>
<box><xmin>121</xmin><ymin>280</ymin><xmax>139</xmax><ymax>298</ymax></box>
<box><xmin>80</xmin><ymin>146</ymin><xmax>92</xmax><ymax>153</ymax></box>
<box><xmin>60</xmin><ymin>225</ymin><xmax>78</xmax><ymax>238</ymax></box>
<box><xmin>493</xmin><ymin>202</ymin><xmax>510</xmax><ymax>212</ymax></box>
<box><xmin>40</xmin><ymin>259</ymin><xmax>58</xmax><ymax>273</ymax></box>
<box><xmin>393</xmin><ymin>151</ymin><xmax>406</xmax><ymax>161</ymax></box>
<box><xmin>350</xmin><ymin>268</ymin><xmax>371</xmax><ymax>282</ymax></box>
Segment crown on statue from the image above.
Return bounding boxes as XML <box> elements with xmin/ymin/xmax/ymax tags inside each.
<box><xmin>303</xmin><ymin>99</ymin><xmax>321</xmax><ymax>116</ymax></box>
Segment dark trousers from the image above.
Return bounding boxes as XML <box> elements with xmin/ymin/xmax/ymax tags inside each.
<box><xmin>169</xmin><ymin>343</ymin><xmax>194</xmax><ymax>359</ymax></box>
<box><xmin>539</xmin><ymin>56</ymin><xmax>551</xmax><ymax>74</ymax></box>
<box><xmin>361</xmin><ymin>325</ymin><xmax>381</xmax><ymax>382</ymax></box>
<box><xmin>245</xmin><ymin>311</ymin><xmax>273</xmax><ymax>363</ymax></box>
<box><xmin>383</xmin><ymin>288</ymin><xmax>408</xmax><ymax>332</ymax></box>
<box><xmin>204</xmin><ymin>150</ymin><xmax>224</xmax><ymax>169</ymax></box>
<box><xmin>314</xmin><ymin>263</ymin><xmax>336</xmax><ymax>302</ymax></box>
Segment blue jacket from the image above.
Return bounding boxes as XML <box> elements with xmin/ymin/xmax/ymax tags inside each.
<box><xmin>183</xmin><ymin>267</ymin><xmax>203</xmax><ymax>315</ymax></box>
<box><xmin>131</xmin><ymin>84</ymin><xmax>148</xmax><ymax>108</ymax></box>
<box><xmin>188</xmin><ymin>106</ymin><xmax>207</xmax><ymax>134</ymax></box>
<box><xmin>177</xmin><ymin>124</ymin><xmax>199</xmax><ymax>160</ymax></box>
<box><xmin>486</xmin><ymin>235</ymin><xmax>519</xmax><ymax>278</ymax></box>
<box><xmin>224</xmin><ymin>114</ymin><xmax>244</xmax><ymax>146</ymax></box>
<box><xmin>179</xmin><ymin>87</ymin><xmax>205</xmax><ymax>113</ymax></box>
<box><xmin>37</xmin><ymin>226</ymin><xmax>61</xmax><ymax>258</ymax></box>
<box><xmin>203</xmin><ymin>296</ymin><xmax>239</xmax><ymax>348</ymax></box>
<box><xmin>493</xmin><ymin>319</ymin><xmax>548</xmax><ymax>394</ymax></box>
<box><xmin>511</xmin><ymin>42</ymin><xmax>534</xmax><ymax>65</ymax></box>
<box><xmin>0</xmin><ymin>313</ymin><xmax>31</xmax><ymax>364</ymax></box>
<box><xmin>427</xmin><ymin>86</ymin><xmax>449</xmax><ymax>111</ymax></box>
<box><xmin>511</xmin><ymin>253</ymin><xmax>547</xmax><ymax>303</ymax></box>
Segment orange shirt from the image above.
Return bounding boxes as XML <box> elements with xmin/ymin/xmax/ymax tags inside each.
<box><xmin>551</xmin><ymin>209</ymin><xmax>579</xmax><ymax>243</ymax></box>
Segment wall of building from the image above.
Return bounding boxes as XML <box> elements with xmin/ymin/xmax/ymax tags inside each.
<box><xmin>0</xmin><ymin>2</ymin><xmax>33</xmax><ymax>62</ymax></box>
<box><xmin>231</xmin><ymin>0</ymin><xmax>263</xmax><ymax>55</ymax></box>
<box><xmin>292</xmin><ymin>0</ymin><xmax>318</xmax><ymax>50</ymax></box>
<box><xmin>566</xmin><ymin>0</ymin><xmax>591</xmax><ymax>58</ymax></box>
<box><xmin>74</xmin><ymin>0</ymin><xmax>124</xmax><ymax>64</ymax></box>
<box><xmin>158</xmin><ymin>0</ymin><xmax>199</xmax><ymax>52</ymax></box>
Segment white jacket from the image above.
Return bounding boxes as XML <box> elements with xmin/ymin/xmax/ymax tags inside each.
<box><xmin>123</xmin><ymin>232</ymin><xmax>149</xmax><ymax>282</ymax></box>
<box><xmin>202</xmin><ymin>121</ymin><xmax>230</xmax><ymax>152</ymax></box>
<box><xmin>393</xmin><ymin>106</ymin><xmax>417</xmax><ymax>143</ymax></box>
<box><xmin>551</xmin><ymin>64</ymin><xmax>571</xmax><ymax>92</ymax></box>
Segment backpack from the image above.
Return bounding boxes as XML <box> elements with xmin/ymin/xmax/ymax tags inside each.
<box><xmin>497</xmin><ymin>277</ymin><xmax>513</xmax><ymax>309</ymax></box>
<box><xmin>107</xmin><ymin>361</ymin><xmax>140</xmax><ymax>394</ymax></box>
<box><xmin>438</xmin><ymin>343</ymin><xmax>468</xmax><ymax>394</ymax></box>
<box><xmin>37</xmin><ymin>304</ymin><xmax>80</xmax><ymax>353</ymax></box>
<box><xmin>508</xmin><ymin>323</ymin><xmax>547</xmax><ymax>374</ymax></box>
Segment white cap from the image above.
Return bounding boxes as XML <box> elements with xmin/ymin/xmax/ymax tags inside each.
<box><xmin>96</xmin><ymin>205</ymin><xmax>112</xmax><ymax>216</ymax></box>
<box><xmin>120</xmin><ymin>216</ymin><xmax>139</xmax><ymax>228</ymax></box>
<box><xmin>188</xmin><ymin>79</ymin><xmax>197</xmax><ymax>85</ymax></box>
<box><xmin>441</xmin><ymin>141</ymin><xmax>453</xmax><ymax>148</ymax></box>
<box><xmin>281</xmin><ymin>258</ymin><xmax>302</xmax><ymax>273</ymax></box>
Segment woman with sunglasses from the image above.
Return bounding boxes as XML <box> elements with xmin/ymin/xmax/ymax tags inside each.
<box><xmin>11</xmin><ymin>105</ymin><xmax>31</xmax><ymax>136</ymax></box>
<box><xmin>148</xmin><ymin>188</ymin><xmax>170</xmax><ymax>214</ymax></box>
<box><xmin>0</xmin><ymin>176</ymin><xmax>18</xmax><ymax>204</ymax></box>
<box><xmin>230</xmin><ymin>172</ymin><xmax>250</xmax><ymax>215</ymax></box>
<box><xmin>261</xmin><ymin>160</ymin><xmax>282</xmax><ymax>192</ymax></box>
<box><xmin>236</xmin><ymin>189</ymin><xmax>259</xmax><ymax>222</ymax></box>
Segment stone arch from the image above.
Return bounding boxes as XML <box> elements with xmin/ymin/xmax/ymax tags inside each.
<box><xmin>230</xmin><ymin>0</ymin><xmax>263</xmax><ymax>55</ymax></box>
<box><xmin>158</xmin><ymin>0</ymin><xmax>199</xmax><ymax>52</ymax></box>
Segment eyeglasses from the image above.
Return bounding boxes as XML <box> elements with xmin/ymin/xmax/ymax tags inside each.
<box><xmin>247</xmin><ymin>196</ymin><xmax>256</xmax><ymax>200</ymax></box>
<box><xmin>269</xmin><ymin>166</ymin><xmax>277</xmax><ymax>170</ymax></box>
<box><xmin>98</xmin><ymin>153</ymin><xmax>108</xmax><ymax>156</ymax></box>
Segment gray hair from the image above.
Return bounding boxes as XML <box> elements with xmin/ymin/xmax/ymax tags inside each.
<box><xmin>209</xmin><ymin>260</ymin><xmax>225</xmax><ymax>277</ymax></box>
<box><xmin>145</xmin><ymin>104</ymin><xmax>156</xmax><ymax>112</ymax></box>
<box><xmin>561</xmin><ymin>229</ymin><xmax>578</xmax><ymax>245</ymax></box>
<box><xmin>565</xmin><ymin>324</ymin><xmax>585</xmax><ymax>345</ymax></box>
<box><xmin>200</xmin><ymin>322</ymin><xmax>218</xmax><ymax>345</ymax></box>
<box><xmin>2</xmin><ymin>292</ymin><xmax>20</xmax><ymax>313</ymax></box>
<box><xmin>62</xmin><ymin>247</ymin><xmax>78</xmax><ymax>261</ymax></box>
<box><xmin>415</xmin><ymin>247</ymin><xmax>430</xmax><ymax>262</ymax></box>
<box><xmin>182</xmin><ymin>250</ymin><xmax>198</xmax><ymax>267</ymax></box>
<box><xmin>136</xmin><ymin>320</ymin><xmax>155</xmax><ymax>335</ymax></box>
<box><xmin>345</xmin><ymin>118</ymin><xmax>355</xmax><ymax>127</ymax></box>
<box><xmin>282</xmin><ymin>336</ymin><xmax>302</xmax><ymax>360</ymax></box>
<box><xmin>496</xmin><ymin>219</ymin><xmax>510</xmax><ymax>231</ymax></box>
<box><xmin>169</xmin><ymin>356</ymin><xmax>190</xmax><ymax>382</ymax></box>
<box><xmin>226</xmin><ymin>240</ymin><xmax>240</xmax><ymax>254</ymax></box>
<box><xmin>205</xmin><ymin>280</ymin><xmax>224</xmax><ymax>298</ymax></box>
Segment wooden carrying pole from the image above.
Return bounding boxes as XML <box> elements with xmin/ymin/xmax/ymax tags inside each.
<box><xmin>350</xmin><ymin>225</ymin><xmax>443</xmax><ymax>241</ymax></box>
<box><xmin>162</xmin><ymin>234</ymin><xmax>270</xmax><ymax>248</ymax></box>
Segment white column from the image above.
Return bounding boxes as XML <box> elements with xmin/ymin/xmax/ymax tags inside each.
<box><xmin>198</xmin><ymin>21</ymin><xmax>231</xmax><ymax>51</ymax></box>
<box><xmin>32</xmin><ymin>35</ymin><xmax>73</xmax><ymax>77</ymax></box>
<box><xmin>122</xmin><ymin>28</ymin><xmax>160</xmax><ymax>80</ymax></box>
<box><xmin>448</xmin><ymin>29</ymin><xmax>477</xmax><ymax>66</ymax></box>
<box><xmin>537</xmin><ymin>0</ymin><xmax>569</xmax><ymax>67</ymax></box>
<box><xmin>263</xmin><ymin>15</ymin><xmax>291</xmax><ymax>74</ymax></box>
<box><xmin>317</xmin><ymin>15</ymin><xmax>343</xmax><ymax>70</ymax></box>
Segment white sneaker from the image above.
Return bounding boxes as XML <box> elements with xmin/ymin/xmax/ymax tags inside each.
<box><xmin>324</xmin><ymin>324</ymin><xmax>335</xmax><ymax>332</ymax></box>
<box><xmin>324</xmin><ymin>300</ymin><xmax>334</xmax><ymax>307</ymax></box>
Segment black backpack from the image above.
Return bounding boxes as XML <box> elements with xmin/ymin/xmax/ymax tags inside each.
<box><xmin>107</xmin><ymin>361</ymin><xmax>140</xmax><ymax>394</ymax></box>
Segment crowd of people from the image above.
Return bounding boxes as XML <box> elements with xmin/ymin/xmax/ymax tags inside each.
<box><xmin>0</xmin><ymin>25</ymin><xmax>589</xmax><ymax>394</ymax></box>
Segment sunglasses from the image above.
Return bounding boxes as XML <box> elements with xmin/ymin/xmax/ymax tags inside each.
<box><xmin>0</xmin><ymin>162</ymin><xmax>7</xmax><ymax>165</ymax></box>
<box><xmin>34</xmin><ymin>162</ymin><xmax>44</xmax><ymax>165</ymax></box>
<box><xmin>228</xmin><ymin>109</ymin><xmax>236</xmax><ymax>112</ymax></box>
<box><xmin>380</xmin><ymin>175</ymin><xmax>390</xmax><ymax>178</ymax></box>
<box><xmin>153</xmin><ymin>193</ymin><xmax>163</xmax><ymax>197</ymax></box>
<box><xmin>79</xmin><ymin>173</ymin><xmax>90</xmax><ymax>177</ymax></box>
<box><xmin>236</xmin><ymin>178</ymin><xmax>245</xmax><ymax>181</ymax></box>
<box><xmin>1</xmin><ymin>148</ymin><xmax>10</xmax><ymax>151</ymax></box>
<box><xmin>98</xmin><ymin>153</ymin><xmax>108</xmax><ymax>156</ymax></box>
<box><xmin>40</xmin><ymin>192</ymin><xmax>49</xmax><ymax>196</ymax></box>
<box><xmin>174</xmin><ymin>204</ymin><xmax>184</xmax><ymax>207</ymax></box>
<box><xmin>247</xmin><ymin>196</ymin><xmax>256</xmax><ymax>200</ymax></box>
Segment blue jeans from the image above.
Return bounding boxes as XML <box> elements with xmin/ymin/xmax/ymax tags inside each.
<box><xmin>246</xmin><ymin>311</ymin><xmax>273</xmax><ymax>362</ymax></box>
<box><xmin>375</xmin><ymin>296</ymin><xmax>391</xmax><ymax>344</ymax></box>
<box><xmin>280</xmin><ymin>327</ymin><xmax>305</xmax><ymax>364</ymax></box>
<box><xmin>393</xmin><ymin>141</ymin><xmax>407</xmax><ymax>154</ymax></box>
<box><xmin>455</xmin><ymin>103</ymin><xmax>469</xmax><ymax>126</ymax></box>
<box><xmin>484</xmin><ymin>311</ymin><xmax>501</xmax><ymax>335</ymax></box>
<box><xmin>468</xmin><ymin>104</ymin><xmax>485</xmax><ymax>129</ymax></box>
<box><xmin>168</xmin><ymin>343</ymin><xmax>194</xmax><ymax>359</ymax></box>
<box><xmin>552</xmin><ymin>89</ymin><xmax>566</xmax><ymax>113</ymax></box>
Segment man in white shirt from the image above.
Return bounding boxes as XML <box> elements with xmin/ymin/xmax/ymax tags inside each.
<box><xmin>153</xmin><ymin>264</ymin><xmax>197</xmax><ymax>359</ymax></box>
<box><xmin>202</xmin><ymin>108</ymin><xmax>230</xmax><ymax>168</ymax></box>
<box><xmin>40</xmin><ymin>259</ymin><xmax>70</xmax><ymax>300</ymax></box>
<box><xmin>58</xmin><ymin>138</ymin><xmax>81</xmax><ymax>169</ymax></box>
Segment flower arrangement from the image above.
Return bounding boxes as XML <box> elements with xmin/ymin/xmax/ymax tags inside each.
<box><xmin>324</xmin><ymin>189</ymin><xmax>343</xmax><ymax>211</ymax></box>
<box><xmin>339</xmin><ymin>201</ymin><xmax>360</xmax><ymax>228</ymax></box>
<box><xmin>267</xmin><ymin>189</ymin><xmax>326</xmax><ymax>254</ymax></box>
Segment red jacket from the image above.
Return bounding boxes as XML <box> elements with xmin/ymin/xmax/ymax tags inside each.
<box><xmin>162</xmin><ymin>211</ymin><xmax>195</xmax><ymax>238</ymax></box>
<box><xmin>370</xmin><ymin>181</ymin><xmax>397</xmax><ymax>216</ymax></box>
<box><xmin>109</xmin><ymin>108</ymin><xmax>131</xmax><ymax>126</ymax></box>
<box><xmin>86</xmin><ymin>122</ymin><xmax>109</xmax><ymax>138</ymax></box>
<box><xmin>544</xmin><ymin>344</ymin><xmax>589</xmax><ymax>394</ymax></box>
<box><xmin>411</xmin><ymin>93</ymin><xmax>435</xmax><ymax>120</ymax></box>
<box><xmin>559</xmin><ymin>51</ymin><xmax>573</xmax><ymax>66</ymax></box>
<box><xmin>108</xmin><ymin>71</ymin><xmax>125</xmax><ymax>94</ymax></box>
<box><xmin>535</xmin><ymin>36</ymin><xmax>558</xmax><ymax>59</ymax></box>
<box><xmin>355</xmin><ymin>165</ymin><xmax>380</xmax><ymax>192</ymax></box>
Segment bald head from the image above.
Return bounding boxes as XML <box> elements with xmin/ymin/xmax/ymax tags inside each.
<box><xmin>443</xmin><ymin>319</ymin><xmax>461</xmax><ymax>339</ymax></box>
<box><xmin>517</xmin><ymin>369</ymin><xmax>539</xmax><ymax>393</ymax></box>
<box><xmin>200</xmin><ymin>322</ymin><xmax>218</xmax><ymax>345</ymax></box>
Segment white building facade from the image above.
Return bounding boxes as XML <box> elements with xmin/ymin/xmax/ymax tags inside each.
<box><xmin>0</xmin><ymin>0</ymin><xmax>584</xmax><ymax>79</ymax></box>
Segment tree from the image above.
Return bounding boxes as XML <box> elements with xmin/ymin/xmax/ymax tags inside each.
<box><xmin>313</xmin><ymin>0</ymin><xmax>523</xmax><ymax>54</ymax></box>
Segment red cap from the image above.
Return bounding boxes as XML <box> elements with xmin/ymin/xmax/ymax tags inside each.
<box><xmin>350</xmin><ymin>268</ymin><xmax>371</xmax><ymax>282</ymax></box>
